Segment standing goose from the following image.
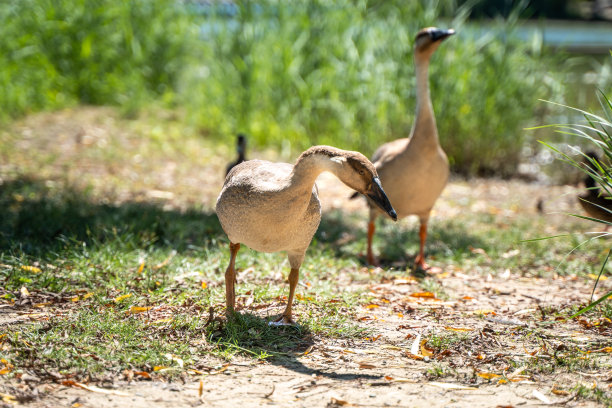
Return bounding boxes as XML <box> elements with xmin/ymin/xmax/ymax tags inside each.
<box><xmin>225</xmin><ymin>133</ymin><xmax>248</xmax><ymax>176</ymax></box>
<box><xmin>216</xmin><ymin>145</ymin><xmax>397</xmax><ymax>324</ymax></box>
<box><xmin>366</xmin><ymin>27</ymin><xmax>454</xmax><ymax>269</ymax></box>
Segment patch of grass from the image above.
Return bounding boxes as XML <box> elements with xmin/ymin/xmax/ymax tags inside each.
<box><xmin>573</xmin><ymin>383</ymin><xmax>612</xmax><ymax>406</ymax></box>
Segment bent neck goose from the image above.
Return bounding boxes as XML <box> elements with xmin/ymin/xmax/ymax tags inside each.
<box><xmin>216</xmin><ymin>145</ymin><xmax>397</xmax><ymax>324</ymax></box>
<box><xmin>366</xmin><ymin>27</ymin><xmax>454</xmax><ymax>269</ymax></box>
<box><xmin>225</xmin><ymin>133</ymin><xmax>247</xmax><ymax>176</ymax></box>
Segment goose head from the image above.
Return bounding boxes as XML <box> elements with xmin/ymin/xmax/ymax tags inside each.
<box><xmin>330</xmin><ymin>152</ymin><xmax>398</xmax><ymax>221</ymax></box>
<box><xmin>414</xmin><ymin>27</ymin><xmax>455</xmax><ymax>60</ymax></box>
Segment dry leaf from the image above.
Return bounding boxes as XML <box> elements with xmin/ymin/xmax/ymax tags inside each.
<box><xmin>532</xmin><ymin>390</ymin><xmax>551</xmax><ymax>404</ymax></box>
<box><xmin>358</xmin><ymin>362</ymin><xmax>376</xmax><ymax>369</ymax></box>
<box><xmin>128</xmin><ymin>306</ymin><xmax>152</xmax><ymax>314</ymax></box>
<box><xmin>444</xmin><ymin>326</ymin><xmax>473</xmax><ymax>332</ymax></box>
<box><xmin>330</xmin><ymin>397</ymin><xmax>351</xmax><ymax>406</ymax></box>
<box><xmin>410</xmin><ymin>292</ymin><xmax>436</xmax><ymax>299</ymax></box>
<box><xmin>83</xmin><ymin>292</ymin><xmax>93</xmax><ymax>300</ymax></box>
<box><xmin>366</xmin><ymin>304</ymin><xmax>380</xmax><ymax>309</ymax></box>
<box><xmin>201</xmin><ymin>281</ymin><xmax>208</xmax><ymax>289</ymax></box>
<box><xmin>153</xmin><ymin>366</ymin><xmax>169</xmax><ymax>371</ymax></box>
<box><xmin>0</xmin><ymin>392</ymin><xmax>16</xmax><ymax>403</ymax></box>
<box><xmin>477</xmin><ymin>372</ymin><xmax>501</xmax><ymax>380</ymax></box>
<box><xmin>137</xmin><ymin>262</ymin><xmax>145</xmax><ymax>274</ymax></box>
<box><xmin>20</xmin><ymin>265</ymin><xmax>41</xmax><ymax>273</ymax></box>
<box><xmin>302</xmin><ymin>345</ymin><xmax>314</xmax><ymax>356</ymax></box>
<box><xmin>199</xmin><ymin>379</ymin><xmax>203</xmax><ymax>397</ymax></box>
<box><xmin>134</xmin><ymin>371</ymin><xmax>150</xmax><ymax>379</ymax></box>
<box><xmin>114</xmin><ymin>294</ymin><xmax>132</xmax><ymax>303</ymax></box>
<box><xmin>551</xmin><ymin>386</ymin><xmax>569</xmax><ymax>396</ymax></box>
<box><xmin>20</xmin><ymin>287</ymin><xmax>30</xmax><ymax>297</ymax></box>
<box><xmin>420</xmin><ymin>340</ymin><xmax>434</xmax><ymax>357</ymax></box>
<box><xmin>0</xmin><ymin>367</ymin><xmax>10</xmax><ymax>375</ymax></box>
<box><xmin>384</xmin><ymin>375</ymin><xmax>393</xmax><ymax>381</ymax></box>
<box><xmin>428</xmin><ymin>382</ymin><xmax>477</xmax><ymax>390</ymax></box>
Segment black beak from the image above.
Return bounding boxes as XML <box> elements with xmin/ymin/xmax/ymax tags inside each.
<box><xmin>431</xmin><ymin>28</ymin><xmax>455</xmax><ymax>42</ymax></box>
<box><xmin>367</xmin><ymin>177</ymin><xmax>397</xmax><ymax>221</ymax></box>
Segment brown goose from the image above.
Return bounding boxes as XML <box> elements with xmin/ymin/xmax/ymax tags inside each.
<box><xmin>366</xmin><ymin>27</ymin><xmax>454</xmax><ymax>269</ymax></box>
<box><xmin>578</xmin><ymin>151</ymin><xmax>612</xmax><ymax>224</ymax></box>
<box><xmin>216</xmin><ymin>145</ymin><xmax>397</xmax><ymax>324</ymax></box>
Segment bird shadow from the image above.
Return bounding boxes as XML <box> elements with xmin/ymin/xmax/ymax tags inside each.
<box><xmin>208</xmin><ymin>311</ymin><xmax>382</xmax><ymax>381</ymax></box>
<box><xmin>0</xmin><ymin>176</ymin><xmax>225</xmax><ymax>256</ymax></box>
<box><xmin>314</xmin><ymin>209</ymin><xmax>490</xmax><ymax>271</ymax></box>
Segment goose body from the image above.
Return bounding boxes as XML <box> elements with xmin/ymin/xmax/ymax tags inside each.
<box><xmin>216</xmin><ymin>145</ymin><xmax>397</xmax><ymax>324</ymax></box>
<box><xmin>366</xmin><ymin>27</ymin><xmax>454</xmax><ymax>268</ymax></box>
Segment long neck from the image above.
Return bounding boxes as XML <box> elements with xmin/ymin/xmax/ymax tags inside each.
<box><xmin>408</xmin><ymin>56</ymin><xmax>440</xmax><ymax>151</ymax></box>
<box><xmin>290</xmin><ymin>153</ymin><xmax>336</xmax><ymax>190</ymax></box>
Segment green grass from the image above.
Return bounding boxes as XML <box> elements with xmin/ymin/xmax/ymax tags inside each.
<box><xmin>1</xmin><ymin>0</ymin><xmax>610</xmax><ymax>176</ymax></box>
<box><xmin>1</xmin><ymin>108</ymin><xmax>611</xmax><ymax>390</ymax></box>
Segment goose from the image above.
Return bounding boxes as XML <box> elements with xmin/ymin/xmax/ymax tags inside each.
<box><xmin>216</xmin><ymin>145</ymin><xmax>397</xmax><ymax>324</ymax></box>
<box><xmin>225</xmin><ymin>133</ymin><xmax>247</xmax><ymax>176</ymax></box>
<box><xmin>365</xmin><ymin>27</ymin><xmax>454</xmax><ymax>269</ymax></box>
<box><xmin>578</xmin><ymin>151</ymin><xmax>612</xmax><ymax>224</ymax></box>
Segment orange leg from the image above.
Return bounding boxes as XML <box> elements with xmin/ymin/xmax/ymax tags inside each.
<box><xmin>274</xmin><ymin>268</ymin><xmax>300</xmax><ymax>325</ymax></box>
<box><xmin>366</xmin><ymin>220</ymin><xmax>378</xmax><ymax>266</ymax></box>
<box><xmin>414</xmin><ymin>221</ymin><xmax>429</xmax><ymax>270</ymax></box>
<box><xmin>225</xmin><ymin>242</ymin><xmax>240</xmax><ymax>318</ymax></box>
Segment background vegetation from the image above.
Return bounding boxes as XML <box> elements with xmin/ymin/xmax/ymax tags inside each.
<box><xmin>0</xmin><ymin>0</ymin><xmax>611</xmax><ymax>176</ymax></box>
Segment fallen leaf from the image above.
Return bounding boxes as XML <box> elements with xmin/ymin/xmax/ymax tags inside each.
<box><xmin>82</xmin><ymin>292</ymin><xmax>94</xmax><ymax>300</ymax></box>
<box><xmin>428</xmin><ymin>382</ymin><xmax>477</xmax><ymax>390</ymax></box>
<box><xmin>199</xmin><ymin>379</ymin><xmax>203</xmax><ymax>397</ymax></box>
<box><xmin>474</xmin><ymin>309</ymin><xmax>495</xmax><ymax>316</ymax></box>
<box><xmin>532</xmin><ymin>390</ymin><xmax>551</xmax><ymax>404</ymax></box>
<box><xmin>444</xmin><ymin>326</ymin><xmax>473</xmax><ymax>332</ymax></box>
<box><xmin>420</xmin><ymin>340</ymin><xmax>434</xmax><ymax>357</ymax></box>
<box><xmin>134</xmin><ymin>371</ymin><xmax>150</xmax><ymax>379</ymax></box>
<box><xmin>587</xmin><ymin>273</ymin><xmax>607</xmax><ymax>281</ymax></box>
<box><xmin>551</xmin><ymin>386</ymin><xmax>569</xmax><ymax>396</ymax></box>
<box><xmin>410</xmin><ymin>292</ymin><xmax>436</xmax><ymax>299</ymax></box>
<box><xmin>201</xmin><ymin>281</ymin><xmax>208</xmax><ymax>289</ymax></box>
<box><xmin>302</xmin><ymin>345</ymin><xmax>314</xmax><ymax>356</ymax></box>
<box><xmin>20</xmin><ymin>287</ymin><xmax>30</xmax><ymax>297</ymax></box>
<box><xmin>0</xmin><ymin>392</ymin><xmax>16</xmax><ymax>403</ymax></box>
<box><xmin>20</xmin><ymin>265</ymin><xmax>41</xmax><ymax>273</ymax></box>
<box><xmin>366</xmin><ymin>304</ymin><xmax>380</xmax><ymax>309</ymax></box>
<box><xmin>128</xmin><ymin>306</ymin><xmax>152</xmax><ymax>314</ymax></box>
<box><xmin>477</xmin><ymin>372</ymin><xmax>501</xmax><ymax>380</ymax></box>
<box><xmin>0</xmin><ymin>367</ymin><xmax>10</xmax><ymax>375</ymax></box>
<box><xmin>358</xmin><ymin>362</ymin><xmax>376</xmax><ymax>369</ymax></box>
<box><xmin>153</xmin><ymin>366</ymin><xmax>169</xmax><ymax>371</ymax></box>
<box><xmin>114</xmin><ymin>294</ymin><xmax>132</xmax><ymax>303</ymax></box>
<box><xmin>384</xmin><ymin>376</ymin><xmax>393</xmax><ymax>381</ymax></box>
<box><xmin>330</xmin><ymin>397</ymin><xmax>351</xmax><ymax>406</ymax></box>
<box><xmin>137</xmin><ymin>262</ymin><xmax>145</xmax><ymax>274</ymax></box>
<box><xmin>461</xmin><ymin>296</ymin><xmax>474</xmax><ymax>300</ymax></box>
<box><xmin>589</xmin><ymin>346</ymin><xmax>612</xmax><ymax>353</ymax></box>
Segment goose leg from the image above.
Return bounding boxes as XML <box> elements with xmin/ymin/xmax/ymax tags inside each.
<box><xmin>272</xmin><ymin>268</ymin><xmax>299</xmax><ymax>326</ymax></box>
<box><xmin>225</xmin><ymin>242</ymin><xmax>240</xmax><ymax>318</ymax></box>
<box><xmin>367</xmin><ymin>220</ymin><xmax>378</xmax><ymax>266</ymax></box>
<box><xmin>414</xmin><ymin>221</ymin><xmax>429</xmax><ymax>270</ymax></box>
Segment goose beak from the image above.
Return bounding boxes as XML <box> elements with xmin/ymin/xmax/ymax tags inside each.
<box><xmin>431</xmin><ymin>28</ymin><xmax>455</xmax><ymax>42</ymax></box>
<box><xmin>367</xmin><ymin>177</ymin><xmax>397</xmax><ymax>221</ymax></box>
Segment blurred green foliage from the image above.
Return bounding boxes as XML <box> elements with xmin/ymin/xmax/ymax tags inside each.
<box><xmin>0</xmin><ymin>0</ymin><xmax>196</xmax><ymax>118</ymax></box>
<box><xmin>1</xmin><ymin>0</ymin><xmax>610</xmax><ymax>176</ymax></box>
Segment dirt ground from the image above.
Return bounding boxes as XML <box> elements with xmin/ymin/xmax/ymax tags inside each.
<box><xmin>3</xmin><ymin>177</ymin><xmax>610</xmax><ymax>408</ymax></box>
<box><xmin>1</xmin><ymin>109</ymin><xmax>611</xmax><ymax>407</ymax></box>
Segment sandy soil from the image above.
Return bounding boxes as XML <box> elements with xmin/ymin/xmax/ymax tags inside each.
<box><xmin>1</xmin><ymin>108</ymin><xmax>611</xmax><ymax>408</ymax></box>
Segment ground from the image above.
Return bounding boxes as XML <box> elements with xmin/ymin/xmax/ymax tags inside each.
<box><xmin>0</xmin><ymin>108</ymin><xmax>611</xmax><ymax>407</ymax></box>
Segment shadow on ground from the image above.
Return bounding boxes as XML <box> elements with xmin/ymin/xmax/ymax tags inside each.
<box><xmin>210</xmin><ymin>311</ymin><xmax>381</xmax><ymax>381</ymax></box>
<box><xmin>0</xmin><ymin>176</ymin><xmax>225</xmax><ymax>255</ymax></box>
<box><xmin>315</xmin><ymin>209</ymin><xmax>489</xmax><ymax>269</ymax></box>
